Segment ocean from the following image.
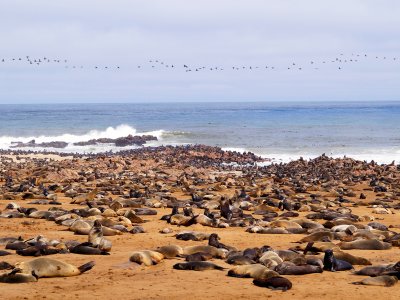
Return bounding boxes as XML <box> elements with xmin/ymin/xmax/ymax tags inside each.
<box><xmin>0</xmin><ymin>102</ymin><xmax>399</xmax><ymax>164</ymax></box>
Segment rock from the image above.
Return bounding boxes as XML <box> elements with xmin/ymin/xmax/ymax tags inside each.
<box><xmin>10</xmin><ymin>140</ymin><xmax>68</xmax><ymax>148</ymax></box>
<box><xmin>160</xmin><ymin>228</ymin><xmax>173</xmax><ymax>234</ymax></box>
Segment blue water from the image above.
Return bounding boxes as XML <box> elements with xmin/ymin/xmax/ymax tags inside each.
<box><xmin>0</xmin><ymin>102</ymin><xmax>399</xmax><ymax>162</ymax></box>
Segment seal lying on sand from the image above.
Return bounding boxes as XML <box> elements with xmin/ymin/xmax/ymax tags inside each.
<box><xmin>228</xmin><ymin>264</ymin><xmax>279</xmax><ymax>280</ymax></box>
<box><xmin>183</xmin><ymin>245</ymin><xmax>227</xmax><ymax>258</ymax></box>
<box><xmin>352</xmin><ymin>275</ymin><xmax>398</xmax><ymax>287</ymax></box>
<box><xmin>274</xmin><ymin>262</ymin><xmax>323</xmax><ymax>275</ymax></box>
<box><xmin>0</xmin><ymin>270</ymin><xmax>38</xmax><ymax>283</ymax></box>
<box><xmin>173</xmin><ymin>262</ymin><xmax>225</xmax><ymax>271</ymax></box>
<box><xmin>156</xmin><ymin>245</ymin><xmax>183</xmax><ymax>258</ymax></box>
<box><xmin>338</xmin><ymin>239</ymin><xmax>391</xmax><ymax>250</ymax></box>
<box><xmin>129</xmin><ymin>250</ymin><xmax>164</xmax><ymax>266</ymax></box>
<box><xmin>354</xmin><ymin>264</ymin><xmax>393</xmax><ymax>276</ymax></box>
<box><xmin>253</xmin><ymin>276</ymin><xmax>292</xmax><ymax>291</ymax></box>
<box><xmin>13</xmin><ymin>258</ymin><xmax>95</xmax><ymax>278</ymax></box>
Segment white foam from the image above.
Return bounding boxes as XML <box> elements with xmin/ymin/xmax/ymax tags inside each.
<box><xmin>223</xmin><ymin>147</ymin><xmax>400</xmax><ymax>165</ymax></box>
<box><xmin>0</xmin><ymin>124</ymin><xmax>167</xmax><ymax>153</ymax></box>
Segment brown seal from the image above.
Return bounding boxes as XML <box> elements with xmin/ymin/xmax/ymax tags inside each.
<box><xmin>253</xmin><ymin>276</ymin><xmax>292</xmax><ymax>291</ymax></box>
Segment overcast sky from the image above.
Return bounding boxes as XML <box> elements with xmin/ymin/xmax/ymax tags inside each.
<box><xmin>0</xmin><ymin>0</ymin><xmax>399</xmax><ymax>103</ymax></box>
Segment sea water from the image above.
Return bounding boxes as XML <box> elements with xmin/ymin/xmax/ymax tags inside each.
<box><xmin>0</xmin><ymin>101</ymin><xmax>399</xmax><ymax>164</ymax></box>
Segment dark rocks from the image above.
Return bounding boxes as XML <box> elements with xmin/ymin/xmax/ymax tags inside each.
<box><xmin>73</xmin><ymin>134</ymin><xmax>158</xmax><ymax>147</ymax></box>
<box><xmin>11</xmin><ymin>140</ymin><xmax>68</xmax><ymax>149</ymax></box>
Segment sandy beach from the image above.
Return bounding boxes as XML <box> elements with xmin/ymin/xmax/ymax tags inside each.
<box><xmin>1</xmin><ymin>146</ymin><xmax>400</xmax><ymax>299</ymax></box>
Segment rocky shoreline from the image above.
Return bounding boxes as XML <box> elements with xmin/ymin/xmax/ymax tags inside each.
<box><xmin>9</xmin><ymin>134</ymin><xmax>158</xmax><ymax>149</ymax></box>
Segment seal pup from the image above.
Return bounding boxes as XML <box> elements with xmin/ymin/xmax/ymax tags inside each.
<box><xmin>352</xmin><ymin>275</ymin><xmax>398</xmax><ymax>287</ymax></box>
<box><xmin>13</xmin><ymin>258</ymin><xmax>95</xmax><ymax>278</ymax></box>
<box><xmin>208</xmin><ymin>233</ymin><xmax>237</xmax><ymax>251</ymax></box>
<box><xmin>0</xmin><ymin>261</ymin><xmax>14</xmax><ymax>270</ymax></box>
<box><xmin>259</xmin><ymin>251</ymin><xmax>283</xmax><ymax>269</ymax></box>
<box><xmin>156</xmin><ymin>245</ymin><xmax>183</xmax><ymax>258</ymax></box>
<box><xmin>173</xmin><ymin>261</ymin><xmax>225</xmax><ymax>271</ymax></box>
<box><xmin>0</xmin><ymin>270</ymin><xmax>38</xmax><ymax>283</ymax></box>
<box><xmin>323</xmin><ymin>249</ymin><xmax>353</xmax><ymax>271</ymax></box>
<box><xmin>253</xmin><ymin>276</ymin><xmax>292</xmax><ymax>291</ymax></box>
<box><xmin>129</xmin><ymin>250</ymin><xmax>164</xmax><ymax>266</ymax></box>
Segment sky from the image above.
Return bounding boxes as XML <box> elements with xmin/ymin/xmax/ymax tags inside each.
<box><xmin>0</xmin><ymin>0</ymin><xmax>399</xmax><ymax>103</ymax></box>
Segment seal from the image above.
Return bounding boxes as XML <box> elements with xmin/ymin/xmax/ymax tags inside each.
<box><xmin>333</xmin><ymin>251</ymin><xmax>372</xmax><ymax>265</ymax></box>
<box><xmin>0</xmin><ymin>270</ymin><xmax>38</xmax><ymax>283</ymax></box>
<box><xmin>226</xmin><ymin>255</ymin><xmax>256</xmax><ymax>265</ymax></box>
<box><xmin>185</xmin><ymin>252</ymin><xmax>213</xmax><ymax>262</ymax></box>
<box><xmin>352</xmin><ymin>275</ymin><xmax>398</xmax><ymax>287</ymax></box>
<box><xmin>274</xmin><ymin>250</ymin><xmax>302</xmax><ymax>262</ymax></box>
<box><xmin>88</xmin><ymin>220</ymin><xmax>112</xmax><ymax>252</ymax></box>
<box><xmin>323</xmin><ymin>249</ymin><xmax>353</xmax><ymax>271</ymax></box>
<box><xmin>5</xmin><ymin>241</ymin><xmax>29</xmax><ymax>251</ymax></box>
<box><xmin>298</xmin><ymin>231</ymin><xmax>334</xmax><ymax>243</ymax></box>
<box><xmin>173</xmin><ymin>261</ymin><xmax>225</xmax><ymax>271</ymax></box>
<box><xmin>0</xmin><ymin>236</ymin><xmax>23</xmax><ymax>245</ymax></box>
<box><xmin>183</xmin><ymin>245</ymin><xmax>227</xmax><ymax>258</ymax></box>
<box><xmin>156</xmin><ymin>245</ymin><xmax>183</xmax><ymax>258</ymax></box>
<box><xmin>354</xmin><ymin>264</ymin><xmax>392</xmax><ymax>276</ymax></box>
<box><xmin>228</xmin><ymin>264</ymin><xmax>279</xmax><ymax>280</ymax></box>
<box><xmin>175</xmin><ymin>231</ymin><xmax>209</xmax><ymax>241</ymax></box>
<box><xmin>243</xmin><ymin>247</ymin><xmax>262</xmax><ymax>261</ymax></box>
<box><xmin>129</xmin><ymin>250</ymin><xmax>164</xmax><ymax>266</ymax></box>
<box><xmin>208</xmin><ymin>233</ymin><xmax>237</xmax><ymax>251</ymax></box>
<box><xmin>16</xmin><ymin>245</ymin><xmax>65</xmax><ymax>256</ymax></box>
<box><xmin>259</xmin><ymin>251</ymin><xmax>283</xmax><ymax>269</ymax></box>
<box><xmin>0</xmin><ymin>250</ymin><xmax>12</xmax><ymax>256</ymax></box>
<box><xmin>382</xmin><ymin>261</ymin><xmax>400</xmax><ymax>278</ymax></box>
<box><xmin>0</xmin><ymin>261</ymin><xmax>14</xmax><ymax>270</ymax></box>
<box><xmin>253</xmin><ymin>276</ymin><xmax>292</xmax><ymax>291</ymax></box>
<box><xmin>338</xmin><ymin>239</ymin><xmax>391</xmax><ymax>250</ymax></box>
<box><xmin>13</xmin><ymin>258</ymin><xmax>95</xmax><ymax>278</ymax></box>
<box><xmin>275</xmin><ymin>262</ymin><xmax>323</xmax><ymax>275</ymax></box>
<box><xmin>70</xmin><ymin>242</ymin><xmax>110</xmax><ymax>255</ymax></box>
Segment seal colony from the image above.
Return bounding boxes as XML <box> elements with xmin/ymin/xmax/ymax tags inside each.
<box><xmin>0</xmin><ymin>145</ymin><xmax>400</xmax><ymax>299</ymax></box>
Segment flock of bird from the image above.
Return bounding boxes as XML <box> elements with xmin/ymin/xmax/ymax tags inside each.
<box><xmin>0</xmin><ymin>53</ymin><xmax>399</xmax><ymax>73</ymax></box>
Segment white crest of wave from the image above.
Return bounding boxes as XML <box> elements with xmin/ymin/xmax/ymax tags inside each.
<box><xmin>0</xmin><ymin>124</ymin><xmax>165</xmax><ymax>149</ymax></box>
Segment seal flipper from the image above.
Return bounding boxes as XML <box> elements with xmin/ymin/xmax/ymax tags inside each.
<box><xmin>303</xmin><ymin>242</ymin><xmax>314</xmax><ymax>255</ymax></box>
<box><xmin>78</xmin><ymin>261</ymin><xmax>95</xmax><ymax>274</ymax></box>
<box><xmin>227</xmin><ymin>270</ymin><xmax>249</xmax><ymax>278</ymax></box>
<box><xmin>31</xmin><ymin>271</ymin><xmax>39</xmax><ymax>280</ymax></box>
<box><xmin>214</xmin><ymin>265</ymin><xmax>225</xmax><ymax>271</ymax></box>
<box><xmin>9</xmin><ymin>267</ymin><xmax>22</xmax><ymax>275</ymax></box>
